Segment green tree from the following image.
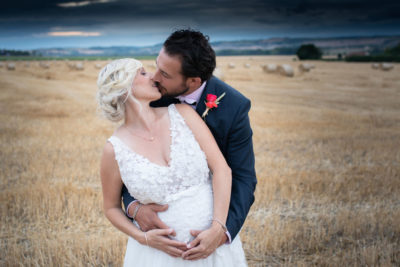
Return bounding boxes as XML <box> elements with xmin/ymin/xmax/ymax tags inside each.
<box><xmin>384</xmin><ymin>43</ymin><xmax>400</xmax><ymax>55</ymax></box>
<box><xmin>296</xmin><ymin>44</ymin><xmax>322</xmax><ymax>60</ymax></box>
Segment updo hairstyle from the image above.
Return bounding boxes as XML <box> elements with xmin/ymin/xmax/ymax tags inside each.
<box><xmin>96</xmin><ymin>58</ymin><xmax>143</xmax><ymax>122</ymax></box>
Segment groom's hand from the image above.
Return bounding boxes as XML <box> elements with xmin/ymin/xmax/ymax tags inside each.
<box><xmin>130</xmin><ymin>203</ymin><xmax>173</xmax><ymax>233</ymax></box>
<box><xmin>182</xmin><ymin>224</ymin><xmax>226</xmax><ymax>260</ymax></box>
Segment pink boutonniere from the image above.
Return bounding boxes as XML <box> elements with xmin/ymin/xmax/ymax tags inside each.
<box><xmin>201</xmin><ymin>92</ymin><xmax>226</xmax><ymax>119</ymax></box>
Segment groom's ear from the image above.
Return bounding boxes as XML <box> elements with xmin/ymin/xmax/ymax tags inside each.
<box><xmin>186</xmin><ymin>77</ymin><xmax>202</xmax><ymax>90</ymax></box>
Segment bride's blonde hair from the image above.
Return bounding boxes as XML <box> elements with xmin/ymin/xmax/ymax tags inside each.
<box><xmin>96</xmin><ymin>58</ymin><xmax>143</xmax><ymax>122</ymax></box>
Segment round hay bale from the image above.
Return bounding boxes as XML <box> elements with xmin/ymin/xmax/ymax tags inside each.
<box><xmin>244</xmin><ymin>63</ymin><xmax>251</xmax><ymax>68</ymax></box>
<box><xmin>298</xmin><ymin>63</ymin><xmax>313</xmax><ymax>72</ymax></box>
<box><xmin>39</xmin><ymin>62</ymin><xmax>50</xmax><ymax>69</ymax></box>
<box><xmin>380</xmin><ymin>63</ymin><xmax>394</xmax><ymax>71</ymax></box>
<box><xmin>75</xmin><ymin>62</ymin><xmax>84</xmax><ymax>70</ymax></box>
<box><xmin>371</xmin><ymin>63</ymin><xmax>380</xmax><ymax>69</ymax></box>
<box><xmin>7</xmin><ymin>63</ymin><xmax>16</xmax><ymax>70</ymax></box>
<box><xmin>66</xmin><ymin>61</ymin><xmax>75</xmax><ymax>70</ymax></box>
<box><xmin>213</xmin><ymin>67</ymin><xmax>225</xmax><ymax>81</ymax></box>
<box><xmin>95</xmin><ymin>63</ymin><xmax>103</xmax><ymax>69</ymax></box>
<box><xmin>228</xmin><ymin>63</ymin><xmax>235</xmax><ymax>69</ymax></box>
<box><xmin>277</xmin><ymin>64</ymin><xmax>294</xmax><ymax>77</ymax></box>
<box><xmin>0</xmin><ymin>62</ymin><xmax>4</xmax><ymax>68</ymax></box>
<box><xmin>262</xmin><ymin>64</ymin><xmax>277</xmax><ymax>73</ymax></box>
<box><xmin>145</xmin><ymin>62</ymin><xmax>157</xmax><ymax>69</ymax></box>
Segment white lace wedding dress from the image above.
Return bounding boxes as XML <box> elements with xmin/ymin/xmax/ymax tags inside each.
<box><xmin>108</xmin><ymin>104</ymin><xmax>247</xmax><ymax>267</ymax></box>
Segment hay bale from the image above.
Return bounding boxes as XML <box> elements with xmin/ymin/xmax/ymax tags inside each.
<box><xmin>380</xmin><ymin>63</ymin><xmax>394</xmax><ymax>71</ymax></box>
<box><xmin>39</xmin><ymin>62</ymin><xmax>50</xmax><ymax>69</ymax></box>
<box><xmin>7</xmin><ymin>63</ymin><xmax>16</xmax><ymax>70</ymax></box>
<box><xmin>228</xmin><ymin>63</ymin><xmax>235</xmax><ymax>69</ymax></box>
<box><xmin>298</xmin><ymin>63</ymin><xmax>313</xmax><ymax>72</ymax></box>
<box><xmin>25</xmin><ymin>62</ymin><xmax>30</xmax><ymax>67</ymax></box>
<box><xmin>75</xmin><ymin>62</ymin><xmax>84</xmax><ymax>70</ymax></box>
<box><xmin>262</xmin><ymin>64</ymin><xmax>277</xmax><ymax>73</ymax></box>
<box><xmin>213</xmin><ymin>67</ymin><xmax>225</xmax><ymax>81</ymax></box>
<box><xmin>244</xmin><ymin>63</ymin><xmax>251</xmax><ymax>68</ymax></box>
<box><xmin>371</xmin><ymin>63</ymin><xmax>380</xmax><ymax>69</ymax></box>
<box><xmin>95</xmin><ymin>63</ymin><xmax>103</xmax><ymax>69</ymax></box>
<box><xmin>0</xmin><ymin>62</ymin><xmax>4</xmax><ymax>68</ymax></box>
<box><xmin>145</xmin><ymin>62</ymin><xmax>157</xmax><ymax>69</ymax></box>
<box><xmin>66</xmin><ymin>61</ymin><xmax>75</xmax><ymax>70</ymax></box>
<box><xmin>67</xmin><ymin>61</ymin><xmax>84</xmax><ymax>70</ymax></box>
<box><xmin>277</xmin><ymin>64</ymin><xmax>294</xmax><ymax>77</ymax></box>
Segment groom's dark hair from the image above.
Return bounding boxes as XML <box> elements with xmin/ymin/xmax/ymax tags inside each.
<box><xmin>163</xmin><ymin>29</ymin><xmax>216</xmax><ymax>82</ymax></box>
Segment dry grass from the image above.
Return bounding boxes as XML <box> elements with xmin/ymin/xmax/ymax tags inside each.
<box><xmin>1</xmin><ymin>57</ymin><xmax>399</xmax><ymax>266</ymax></box>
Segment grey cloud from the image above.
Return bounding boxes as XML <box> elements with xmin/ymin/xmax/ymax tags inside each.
<box><xmin>1</xmin><ymin>0</ymin><xmax>399</xmax><ymax>47</ymax></box>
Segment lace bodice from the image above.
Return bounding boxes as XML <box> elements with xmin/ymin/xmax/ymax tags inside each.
<box><xmin>108</xmin><ymin>104</ymin><xmax>211</xmax><ymax>205</ymax></box>
<box><xmin>107</xmin><ymin>105</ymin><xmax>248</xmax><ymax>262</ymax></box>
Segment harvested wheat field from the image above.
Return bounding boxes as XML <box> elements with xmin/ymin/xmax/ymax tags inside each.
<box><xmin>1</xmin><ymin>56</ymin><xmax>399</xmax><ymax>266</ymax></box>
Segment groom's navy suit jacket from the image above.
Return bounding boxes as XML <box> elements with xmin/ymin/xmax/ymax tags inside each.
<box><xmin>122</xmin><ymin>76</ymin><xmax>257</xmax><ymax>240</ymax></box>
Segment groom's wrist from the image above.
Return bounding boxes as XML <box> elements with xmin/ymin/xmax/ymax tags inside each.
<box><xmin>126</xmin><ymin>200</ymin><xmax>139</xmax><ymax>218</ymax></box>
<box><xmin>224</xmin><ymin>231</ymin><xmax>232</xmax><ymax>244</ymax></box>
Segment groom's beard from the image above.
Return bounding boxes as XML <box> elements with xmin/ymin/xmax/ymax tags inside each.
<box><xmin>156</xmin><ymin>82</ymin><xmax>189</xmax><ymax>98</ymax></box>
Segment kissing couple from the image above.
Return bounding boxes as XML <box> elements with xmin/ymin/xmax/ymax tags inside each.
<box><xmin>97</xmin><ymin>29</ymin><xmax>257</xmax><ymax>266</ymax></box>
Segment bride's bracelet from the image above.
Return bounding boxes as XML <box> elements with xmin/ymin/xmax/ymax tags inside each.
<box><xmin>144</xmin><ymin>232</ymin><xmax>149</xmax><ymax>246</ymax></box>
<box><xmin>212</xmin><ymin>219</ymin><xmax>227</xmax><ymax>232</ymax></box>
<box><xmin>132</xmin><ymin>203</ymin><xmax>143</xmax><ymax>220</ymax></box>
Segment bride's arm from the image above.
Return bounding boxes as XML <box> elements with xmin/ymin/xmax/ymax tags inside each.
<box><xmin>175</xmin><ymin>104</ymin><xmax>232</xmax><ymax>259</ymax></box>
<box><xmin>100</xmin><ymin>142</ymin><xmax>187</xmax><ymax>257</ymax></box>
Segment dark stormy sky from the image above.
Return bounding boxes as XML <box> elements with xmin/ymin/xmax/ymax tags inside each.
<box><xmin>1</xmin><ymin>0</ymin><xmax>400</xmax><ymax>49</ymax></box>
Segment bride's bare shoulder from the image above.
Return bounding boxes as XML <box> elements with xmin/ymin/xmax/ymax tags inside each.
<box><xmin>174</xmin><ymin>104</ymin><xmax>202</xmax><ymax>124</ymax></box>
<box><xmin>102</xmin><ymin>140</ymin><xmax>116</xmax><ymax>159</ymax></box>
<box><xmin>174</xmin><ymin>103</ymin><xmax>196</xmax><ymax>116</ymax></box>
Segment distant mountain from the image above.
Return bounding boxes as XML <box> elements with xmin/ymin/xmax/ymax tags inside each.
<box><xmin>213</xmin><ymin>36</ymin><xmax>400</xmax><ymax>56</ymax></box>
<box><xmin>32</xmin><ymin>36</ymin><xmax>400</xmax><ymax>57</ymax></box>
<box><xmin>33</xmin><ymin>44</ymin><xmax>163</xmax><ymax>57</ymax></box>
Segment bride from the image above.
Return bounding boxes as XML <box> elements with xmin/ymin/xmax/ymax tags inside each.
<box><xmin>97</xmin><ymin>58</ymin><xmax>247</xmax><ymax>266</ymax></box>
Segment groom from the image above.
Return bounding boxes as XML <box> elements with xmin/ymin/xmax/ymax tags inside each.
<box><xmin>122</xmin><ymin>29</ymin><xmax>257</xmax><ymax>260</ymax></box>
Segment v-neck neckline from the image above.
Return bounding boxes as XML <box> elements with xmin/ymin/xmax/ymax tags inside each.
<box><xmin>112</xmin><ymin>105</ymin><xmax>175</xmax><ymax>168</ymax></box>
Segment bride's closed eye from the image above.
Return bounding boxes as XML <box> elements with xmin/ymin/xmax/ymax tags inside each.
<box><xmin>140</xmin><ymin>67</ymin><xmax>148</xmax><ymax>76</ymax></box>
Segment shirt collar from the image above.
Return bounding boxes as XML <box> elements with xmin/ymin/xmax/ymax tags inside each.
<box><xmin>176</xmin><ymin>81</ymin><xmax>207</xmax><ymax>107</ymax></box>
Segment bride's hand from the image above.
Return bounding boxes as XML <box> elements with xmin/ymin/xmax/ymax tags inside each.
<box><xmin>141</xmin><ymin>228</ymin><xmax>188</xmax><ymax>257</ymax></box>
<box><xmin>182</xmin><ymin>224</ymin><xmax>226</xmax><ymax>260</ymax></box>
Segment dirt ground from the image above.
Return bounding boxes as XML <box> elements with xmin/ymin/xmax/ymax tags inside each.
<box><xmin>1</xmin><ymin>56</ymin><xmax>399</xmax><ymax>266</ymax></box>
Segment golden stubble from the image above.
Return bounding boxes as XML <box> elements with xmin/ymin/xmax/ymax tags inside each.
<box><xmin>1</xmin><ymin>58</ymin><xmax>399</xmax><ymax>266</ymax></box>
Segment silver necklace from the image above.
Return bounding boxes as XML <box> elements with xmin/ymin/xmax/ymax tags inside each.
<box><xmin>124</xmin><ymin>125</ymin><xmax>155</xmax><ymax>142</ymax></box>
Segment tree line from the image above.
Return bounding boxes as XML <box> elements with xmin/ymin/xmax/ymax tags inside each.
<box><xmin>296</xmin><ymin>43</ymin><xmax>400</xmax><ymax>62</ymax></box>
<box><xmin>0</xmin><ymin>49</ymin><xmax>31</xmax><ymax>56</ymax></box>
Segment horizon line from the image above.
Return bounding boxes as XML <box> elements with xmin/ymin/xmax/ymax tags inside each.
<box><xmin>1</xmin><ymin>33</ymin><xmax>400</xmax><ymax>51</ymax></box>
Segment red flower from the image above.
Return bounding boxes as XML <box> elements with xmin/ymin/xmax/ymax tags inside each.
<box><xmin>206</xmin><ymin>101</ymin><xmax>218</xmax><ymax>109</ymax></box>
<box><xmin>202</xmin><ymin>92</ymin><xmax>226</xmax><ymax>119</ymax></box>
<box><xmin>206</xmin><ymin>94</ymin><xmax>217</xmax><ymax>102</ymax></box>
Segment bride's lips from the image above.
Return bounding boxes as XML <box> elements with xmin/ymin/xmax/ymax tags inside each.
<box><xmin>151</xmin><ymin>82</ymin><xmax>161</xmax><ymax>93</ymax></box>
<box><xmin>155</xmin><ymin>82</ymin><xmax>166</xmax><ymax>94</ymax></box>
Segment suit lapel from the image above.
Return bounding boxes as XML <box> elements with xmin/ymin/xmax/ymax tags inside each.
<box><xmin>196</xmin><ymin>77</ymin><xmax>216</xmax><ymax>117</ymax></box>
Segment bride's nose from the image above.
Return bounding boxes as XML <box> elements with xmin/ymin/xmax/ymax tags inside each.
<box><xmin>152</xmin><ymin>70</ymin><xmax>162</xmax><ymax>83</ymax></box>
